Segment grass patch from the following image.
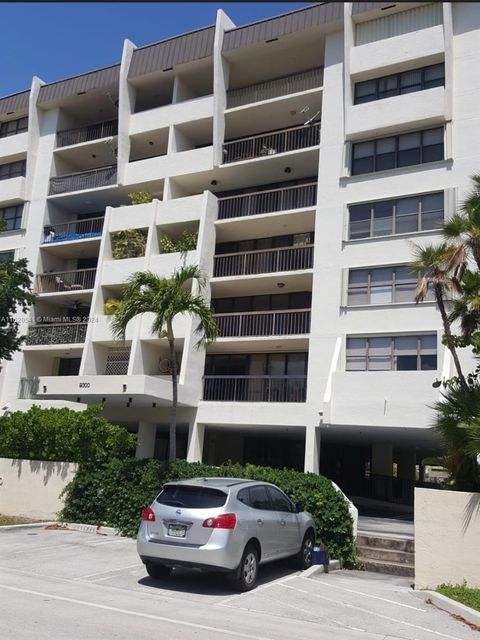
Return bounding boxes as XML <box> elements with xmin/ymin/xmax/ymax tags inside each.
<box><xmin>437</xmin><ymin>583</ymin><xmax>480</xmax><ymax>612</ymax></box>
<box><xmin>0</xmin><ymin>514</ymin><xmax>39</xmax><ymax>526</ymax></box>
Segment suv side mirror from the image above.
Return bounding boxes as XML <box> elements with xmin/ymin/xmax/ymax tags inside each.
<box><xmin>295</xmin><ymin>501</ymin><xmax>304</xmax><ymax>513</ymax></box>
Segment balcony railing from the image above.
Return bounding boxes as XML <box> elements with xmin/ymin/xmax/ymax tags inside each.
<box><xmin>214</xmin><ymin>244</ymin><xmax>313</xmax><ymax>278</ymax></box>
<box><xmin>49</xmin><ymin>165</ymin><xmax>117</xmax><ymax>195</ymax></box>
<box><xmin>218</xmin><ymin>183</ymin><xmax>317</xmax><ymax>220</ymax></box>
<box><xmin>203</xmin><ymin>375</ymin><xmax>307</xmax><ymax>402</ymax></box>
<box><xmin>227</xmin><ymin>67</ymin><xmax>323</xmax><ymax>109</ymax></box>
<box><xmin>222</xmin><ymin>124</ymin><xmax>320</xmax><ymax>164</ymax></box>
<box><xmin>26</xmin><ymin>323</ymin><xmax>88</xmax><ymax>345</ymax></box>
<box><xmin>35</xmin><ymin>268</ymin><xmax>97</xmax><ymax>294</ymax></box>
<box><xmin>105</xmin><ymin>347</ymin><xmax>131</xmax><ymax>375</ymax></box>
<box><xmin>57</xmin><ymin>119</ymin><xmax>118</xmax><ymax>147</ymax></box>
<box><xmin>18</xmin><ymin>377</ymin><xmax>39</xmax><ymax>399</ymax></box>
<box><xmin>43</xmin><ymin>216</ymin><xmax>104</xmax><ymax>244</ymax></box>
<box><xmin>215</xmin><ymin>309</ymin><xmax>311</xmax><ymax>337</ymax></box>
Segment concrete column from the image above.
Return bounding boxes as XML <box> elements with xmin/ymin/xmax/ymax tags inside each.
<box><xmin>304</xmin><ymin>425</ymin><xmax>321</xmax><ymax>474</ymax></box>
<box><xmin>136</xmin><ymin>422</ymin><xmax>157</xmax><ymax>459</ymax></box>
<box><xmin>186</xmin><ymin>421</ymin><xmax>205</xmax><ymax>463</ymax></box>
<box><xmin>371</xmin><ymin>443</ymin><xmax>393</xmax><ymax>476</ymax></box>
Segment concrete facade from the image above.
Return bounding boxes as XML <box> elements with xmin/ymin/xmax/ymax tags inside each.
<box><xmin>0</xmin><ymin>3</ymin><xmax>479</xmax><ymax>500</ymax></box>
<box><xmin>415</xmin><ymin>487</ymin><xmax>480</xmax><ymax>589</ymax></box>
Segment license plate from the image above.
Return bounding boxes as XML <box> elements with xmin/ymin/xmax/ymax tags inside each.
<box><xmin>167</xmin><ymin>524</ymin><xmax>186</xmax><ymax>538</ymax></box>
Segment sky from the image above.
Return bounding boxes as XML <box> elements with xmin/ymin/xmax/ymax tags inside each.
<box><xmin>0</xmin><ymin>2</ymin><xmax>315</xmax><ymax>97</ymax></box>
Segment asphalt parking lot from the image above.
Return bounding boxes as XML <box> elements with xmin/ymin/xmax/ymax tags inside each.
<box><xmin>0</xmin><ymin>526</ymin><xmax>476</xmax><ymax>640</ymax></box>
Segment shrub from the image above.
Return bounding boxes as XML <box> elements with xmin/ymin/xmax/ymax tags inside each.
<box><xmin>0</xmin><ymin>405</ymin><xmax>136</xmax><ymax>463</ymax></box>
<box><xmin>128</xmin><ymin>191</ymin><xmax>152</xmax><ymax>205</ymax></box>
<box><xmin>61</xmin><ymin>459</ymin><xmax>356</xmax><ymax>565</ymax></box>
<box><xmin>103</xmin><ymin>298</ymin><xmax>122</xmax><ymax>315</ymax></box>
<box><xmin>160</xmin><ymin>230</ymin><xmax>198</xmax><ymax>254</ymax></box>
<box><xmin>111</xmin><ymin>229</ymin><xmax>147</xmax><ymax>260</ymax></box>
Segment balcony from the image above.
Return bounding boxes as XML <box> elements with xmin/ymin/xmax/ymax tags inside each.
<box><xmin>43</xmin><ymin>216</ymin><xmax>104</xmax><ymax>244</ymax></box>
<box><xmin>49</xmin><ymin>165</ymin><xmax>117</xmax><ymax>195</ymax></box>
<box><xmin>222</xmin><ymin>124</ymin><xmax>320</xmax><ymax>164</ymax></box>
<box><xmin>203</xmin><ymin>375</ymin><xmax>307</xmax><ymax>402</ymax></box>
<box><xmin>213</xmin><ymin>244</ymin><xmax>313</xmax><ymax>278</ymax></box>
<box><xmin>35</xmin><ymin>268</ymin><xmax>96</xmax><ymax>294</ymax></box>
<box><xmin>226</xmin><ymin>68</ymin><xmax>323</xmax><ymax>109</ymax></box>
<box><xmin>215</xmin><ymin>309</ymin><xmax>311</xmax><ymax>337</ymax></box>
<box><xmin>218</xmin><ymin>183</ymin><xmax>317</xmax><ymax>220</ymax></box>
<box><xmin>25</xmin><ymin>323</ymin><xmax>88</xmax><ymax>345</ymax></box>
<box><xmin>56</xmin><ymin>120</ymin><xmax>118</xmax><ymax>148</ymax></box>
<box><xmin>18</xmin><ymin>377</ymin><xmax>39</xmax><ymax>399</ymax></box>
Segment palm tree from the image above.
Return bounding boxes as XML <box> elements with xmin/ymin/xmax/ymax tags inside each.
<box><xmin>443</xmin><ymin>174</ymin><xmax>480</xmax><ymax>271</ymax></box>
<box><xmin>448</xmin><ymin>269</ymin><xmax>480</xmax><ymax>342</ymax></box>
<box><xmin>410</xmin><ymin>241</ymin><xmax>468</xmax><ymax>390</ymax></box>
<box><xmin>111</xmin><ymin>265</ymin><xmax>218</xmax><ymax>461</ymax></box>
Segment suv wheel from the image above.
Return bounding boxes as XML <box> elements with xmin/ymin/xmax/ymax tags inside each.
<box><xmin>229</xmin><ymin>544</ymin><xmax>259</xmax><ymax>592</ymax></box>
<box><xmin>145</xmin><ymin>562</ymin><xmax>172</xmax><ymax>580</ymax></box>
<box><xmin>296</xmin><ymin>532</ymin><xmax>314</xmax><ymax>570</ymax></box>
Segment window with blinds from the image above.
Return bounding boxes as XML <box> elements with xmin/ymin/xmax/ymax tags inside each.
<box><xmin>346</xmin><ymin>334</ymin><xmax>437</xmax><ymax>371</ymax></box>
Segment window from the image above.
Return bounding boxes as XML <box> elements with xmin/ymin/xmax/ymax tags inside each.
<box><xmin>0</xmin><ymin>117</ymin><xmax>28</xmax><ymax>138</ymax></box>
<box><xmin>58</xmin><ymin>358</ymin><xmax>81</xmax><ymax>376</ymax></box>
<box><xmin>352</xmin><ymin>128</ymin><xmax>444</xmax><ymax>175</ymax></box>
<box><xmin>347</xmin><ymin>265</ymin><xmax>424</xmax><ymax>306</ymax></box>
<box><xmin>204</xmin><ymin>352</ymin><xmax>308</xmax><ymax>376</ymax></box>
<box><xmin>247</xmin><ymin>485</ymin><xmax>271</xmax><ymax>510</ymax></box>
<box><xmin>0</xmin><ymin>204</ymin><xmax>23</xmax><ymax>231</ymax></box>
<box><xmin>348</xmin><ymin>192</ymin><xmax>444</xmax><ymax>240</ymax></box>
<box><xmin>346</xmin><ymin>335</ymin><xmax>437</xmax><ymax>371</ymax></box>
<box><xmin>211</xmin><ymin>291</ymin><xmax>312</xmax><ymax>314</ymax></box>
<box><xmin>0</xmin><ymin>250</ymin><xmax>14</xmax><ymax>262</ymax></box>
<box><xmin>354</xmin><ymin>64</ymin><xmax>445</xmax><ymax>105</ymax></box>
<box><xmin>0</xmin><ymin>160</ymin><xmax>26</xmax><ymax>181</ymax></box>
<box><xmin>267</xmin><ymin>486</ymin><xmax>293</xmax><ymax>512</ymax></box>
<box><xmin>156</xmin><ymin>485</ymin><xmax>227</xmax><ymax>509</ymax></box>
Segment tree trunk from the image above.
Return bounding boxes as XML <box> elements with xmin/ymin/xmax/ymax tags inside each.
<box><xmin>435</xmin><ymin>284</ymin><xmax>468</xmax><ymax>391</ymax></box>
<box><xmin>167</xmin><ymin>325</ymin><xmax>177</xmax><ymax>462</ymax></box>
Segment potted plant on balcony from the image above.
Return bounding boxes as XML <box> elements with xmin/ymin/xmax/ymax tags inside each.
<box><xmin>111</xmin><ymin>229</ymin><xmax>147</xmax><ymax>260</ymax></box>
<box><xmin>160</xmin><ymin>230</ymin><xmax>198</xmax><ymax>254</ymax></box>
<box><xmin>128</xmin><ymin>191</ymin><xmax>153</xmax><ymax>205</ymax></box>
<box><xmin>103</xmin><ymin>298</ymin><xmax>122</xmax><ymax>315</ymax></box>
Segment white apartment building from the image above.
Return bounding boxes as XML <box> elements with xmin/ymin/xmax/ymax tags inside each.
<box><xmin>0</xmin><ymin>2</ymin><xmax>478</xmax><ymax>505</ymax></box>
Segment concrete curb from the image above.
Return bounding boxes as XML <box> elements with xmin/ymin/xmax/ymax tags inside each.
<box><xmin>304</xmin><ymin>559</ymin><xmax>342</xmax><ymax>577</ymax></box>
<box><xmin>0</xmin><ymin>521</ymin><xmax>55</xmax><ymax>531</ymax></box>
<box><xmin>421</xmin><ymin>590</ymin><xmax>480</xmax><ymax>628</ymax></box>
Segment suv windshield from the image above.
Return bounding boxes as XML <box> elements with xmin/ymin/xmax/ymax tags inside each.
<box><xmin>156</xmin><ymin>485</ymin><xmax>227</xmax><ymax>509</ymax></box>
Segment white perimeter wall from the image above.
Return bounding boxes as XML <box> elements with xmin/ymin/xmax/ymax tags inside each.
<box><xmin>0</xmin><ymin>457</ymin><xmax>77</xmax><ymax>520</ymax></box>
<box><xmin>415</xmin><ymin>487</ymin><xmax>480</xmax><ymax>589</ymax></box>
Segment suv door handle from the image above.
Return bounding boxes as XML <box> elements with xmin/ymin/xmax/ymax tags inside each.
<box><xmin>280</xmin><ymin>519</ymin><xmax>286</xmax><ymax>526</ymax></box>
<box><xmin>257</xmin><ymin>519</ymin><xmax>263</xmax><ymax>525</ymax></box>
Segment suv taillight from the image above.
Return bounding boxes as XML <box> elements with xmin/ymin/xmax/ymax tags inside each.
<box><xmin>141</xmin><ymin>507</ymin><xmax>155</xmax><ymax>522</ymax></box>
<box><xmin>202</xmin><ymin>513</ymin><xmax>237</xmax><ymax>529</ymax></box>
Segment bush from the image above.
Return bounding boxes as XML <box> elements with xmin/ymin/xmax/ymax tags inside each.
<box><xmin>111</xmin><ymin>228</ymin><xmax>147</xmax><ymax>260</ymax></box>
<box><xmin>61</xmin><ymin>459</ymin><xmax>356</xmax><ymax>565</ymax></box>
<box><xmin>128</xmin><ymin>191</ymin><xmax>152</xmax><ymax>205</ymax></box>
<box><xmin>103</xmin><ymin>298</ymin><xmax>122</xmax><ymax>315</ymax></box>
<box><xmin>160</xmin><ymin>230</ymin><xmax>198</xmax><ymax>254</ymax></box>
<box><xmin>0</xmin><ymin>405</ymin><xmax>136</xmax><ymax>463</ymax></box>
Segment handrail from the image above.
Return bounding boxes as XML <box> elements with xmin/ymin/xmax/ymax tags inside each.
<box><xmin>218</xmin><ymin>182</ymin><xmax>317</xmax><ymax>220</ymax></box>
<box><xmin>43</xmin><ymin>216</ymin><xmax>104</xmax><ymax>243</ymax></box>
<box><xmin>215</xmin><ymin>309</ymin><xmax>311</xmax><ymax>337</ymax></box>
<box><xmin>57</xmin><ymin>119</ymin><xmax>118</xmax><ymax>147</ymax></box>
<box><xmin>227</xmin><ymin>67</ymin><xmax>323</xmax><ymax>108</ymax></box>
<box><xmin>203</xmin><ymin>375</ymin><xmax>307</xmax><ymax>402</ymax></box>
<box><xmin>222</xmin><ymin>123</ymin><xmax>320</xmax><ymax>165</ymax></box>
<box><xmin>26</xmin><ymin>323</ymin><xmax>88</xmax><ymax>345</ymax></box>
<box><xmin>214</xmin><ymin>308</ymin><xmax>310</xmax><ymax>317</ymax></box>
<box><xmin>215</xmin><ymin>243</ymin><xmax>314</xmax><ymax>259</ymax></box>
<box><xmin>49</xmin><ymin>165</ymin><xmax>117</xmax><ymax>195</ymax></box>
<box><xmin>35</xmin><ymin>268</ymin><xmax>97</xmax><ymax>293</ymax></box>
<box><xmin>218</xmin><ymin>181</ymin><xmax>317</xmax><ymax>202</ymax></box>
<box><xmin>213</xmin><ymin>244</ymin><xmax>314</xmax><ymax>278</ymax></box>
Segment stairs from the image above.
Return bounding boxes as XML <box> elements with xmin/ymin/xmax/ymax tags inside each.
<box><xmin>356</xmin><ymin>534</ymin><xmax>415</xmax><ymax>577</ymax></box>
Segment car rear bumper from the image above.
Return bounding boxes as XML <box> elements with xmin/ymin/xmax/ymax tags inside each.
<box><xmin>137</xmin><ymin>526</ymin><xmax>242</xmax><ymax>572</ymax></box>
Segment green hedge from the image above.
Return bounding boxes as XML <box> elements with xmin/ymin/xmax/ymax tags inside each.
<box><xmin>61</xmin><ymin>458</ymin><xmax>356</xmax><ymax>566</ymax></box>
<box><xmin>0</xmin><ymin>405</ymin><xmax>136</xmax><ymax>463</ymax></box>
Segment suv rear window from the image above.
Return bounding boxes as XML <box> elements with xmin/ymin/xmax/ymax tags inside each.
<box><xmin>156</xmin><ymin>485</ymin><xmax>227</xmax><ymax>509</ymax></box>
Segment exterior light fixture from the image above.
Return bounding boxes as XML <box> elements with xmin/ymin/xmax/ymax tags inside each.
<box><xmin>43</xmin><ymin>386</ymin><xmax>47</xmax><ymax>393</ymax></box>
<box><xmin>122</xmin><ymin>384</ymin><xmax>127</xmax><ymax>392</ymax></box>
<box><xmin>148</xmin><ymin>141</ymin><xmax>154</xmax><ymax>146</ymax></box>
<box><xmin>102</xmin><ymin>397</ymin><xmax>106</xmax><ymax>403</ymax></box>
<box><xmin>152</xmin><ymin>402</ymin><xmax>156</xmax><ymax>408</ymax></box>
<box><xmin>277</xmin><ymin>282</ymin><xmax>285</xmax><ymax>288</ymax></box>
<box><xmin>210</xmin><ymin>179</ymin><xmax>218</xmax><ymax>186</ymax></box>
<box><xmin>284</xmin><ymin>167</ymin><xmax>292</xmax><ymax>174</ymax></box>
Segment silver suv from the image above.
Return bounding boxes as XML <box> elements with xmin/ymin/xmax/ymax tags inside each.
<box><xmin>137</xmin><ymin>477</ymin><xmax>316</xmax><ymax>591</ymax></box>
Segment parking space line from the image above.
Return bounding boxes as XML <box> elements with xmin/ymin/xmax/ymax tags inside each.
<box><xmin>76</xmin><ymin>564</ymin><xmax>141</xmax><ymax>580</ymax></box>
<box><xmin>279</xmin><ymin>583</ymin><xmax>463</xmax><ymax>640</ymax></box>
<box><xmin>218</xmin><ymin>573</ymin><xmax>299</xmax><ymax>606</ymax></box>
<box><xmin>87</xmin><ymin>539</ymin><xmax>131</xmax><ymax>546</ymax></box>
<box><xmin>301</xmin><ymin>576</ymin><xmax>427</xmax><ymax>612</ymax></box>
<box><xmin>0</xmin><ymin>583</ymin><xmax>276</xmax><ymax>640</ymax></box>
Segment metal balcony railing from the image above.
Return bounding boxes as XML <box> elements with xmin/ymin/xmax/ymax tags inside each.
<box><xmin>105</xmin><ymin>347</ymin><xmax>131</xmax><ymax>375</ymax></box>
<box><xmin>213</xmin><ymin>244</ymin><xmax>313</xmax><ymax>278</ymax></box>
<box><xmin>222</xmin><ymin>123</ymin><xmax>320</xmax><ymax>164</ymax></box>
<box><xmin>203</xmin><ymin>375</ymin><xmax>307</xmax><ymax>402</ymax></box>
<box><xmin>18</xmin><ymin>377</ymin><xmax>39</xmax><ymax>399</ymax></box>
<box><xmin>43</xmin><ymin>216</ymin><xmax>104</xmax><ymax>243</ymax></box>
<box><xmin>218</xmin><ymin>182</ymin><xmax>317</xmax><ymax>220</ymax></box>
<box><xmin>49</xmin><ymin>165</ymin><xmax>117</xmax><ymax>195</ymax></box>
<box><xmin>26</xmin><ymin>323</ymin><xmax>88</xmax><ymax>345</ymax></box>
<box><xmin>227</xmin><ymin>67</ymin><xmax>323</xmax><ymax>109</ymax></box>
<box><xmin>215</xmin><ymin>309</ymin><xmax>311</xmax><ymax>337</ymax></box>
<box><xmin>57</xmin><ymin>119</ymin><xmax>118</xmax><ymax>147</ymax></box>
<box><xmin>35</xmin><ymin>268</ymin><xmax>97</xmax><ymax>294</ymax></box>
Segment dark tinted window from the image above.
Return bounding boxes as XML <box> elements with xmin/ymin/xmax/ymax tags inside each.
<box><xmin>156</xmin><ymin>485</ymin><xmax>227</xmax><ymax>509</ymax></box>
<box><xmin>248</xmin><ymin>485</ymin><xmax>271</xmax><ymax>510</ymax></box>
<box><xmin>237</xmin><ymin>488</ymin><xmax>250</xmax><ymax>506</ymax></box>
<box><xmin>354</xmin><ymin>63</ymin><xmax>445</xmax><ymax>104</ymax></box>
<box><xmin>267</xmin><ymin>487</ymin><xmax>293</xmax><ymax>512</ymax></box>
